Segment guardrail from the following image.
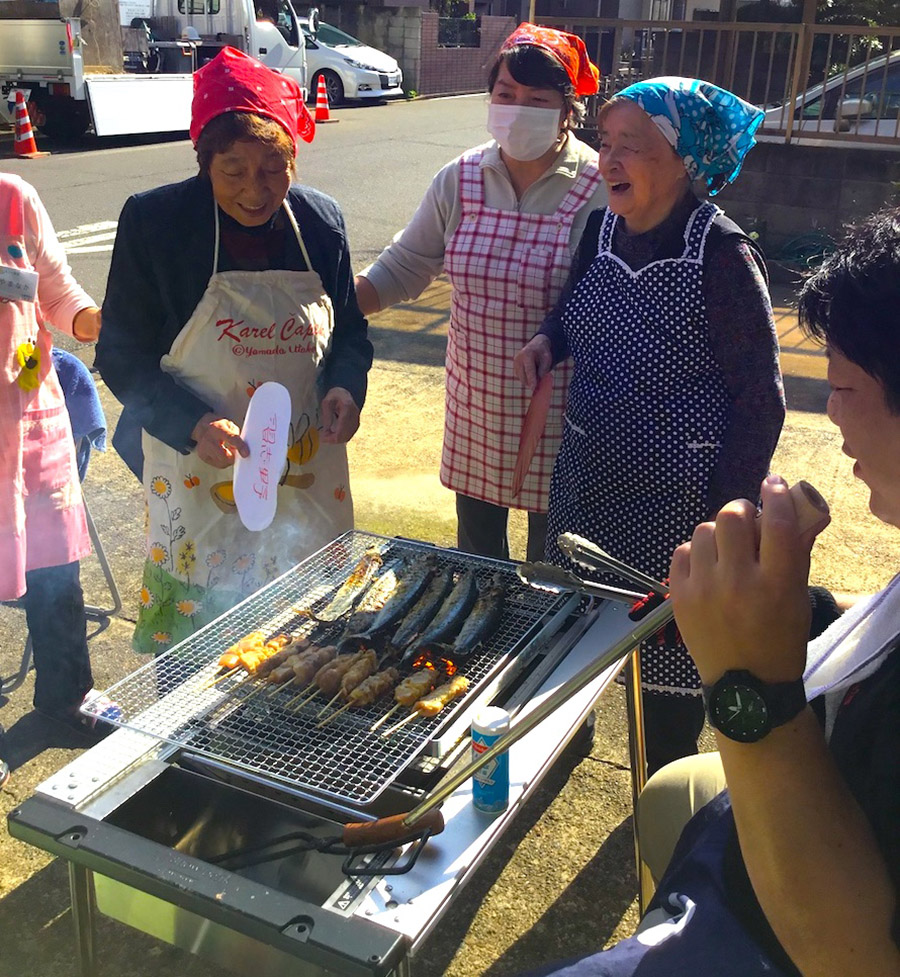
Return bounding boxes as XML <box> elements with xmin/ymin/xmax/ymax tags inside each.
<box><xmin>537</xmin><ymin>17</ymin><xmax>900</xmax><ymax>147</ymax></box>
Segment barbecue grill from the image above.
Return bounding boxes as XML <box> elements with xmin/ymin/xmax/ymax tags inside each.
<box><xmin>8</xmin><ymin>531</ymin><xmax>639</xmax><ymax>977</ymax></box>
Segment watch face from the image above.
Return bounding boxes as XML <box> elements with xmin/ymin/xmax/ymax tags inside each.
<box><xmin>710</xmin><ymin>681</ymin><xmax>770</xmax><ymax>743</ymax></box>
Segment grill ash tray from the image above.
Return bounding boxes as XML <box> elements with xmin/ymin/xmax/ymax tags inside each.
<box><xmin>86</xmin><ymin>531</ymin><xmax>576</xmax><ymax>808</ymax></box>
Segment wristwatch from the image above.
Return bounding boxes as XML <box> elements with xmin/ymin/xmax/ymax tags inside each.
<box><xmin>702</xmin><ymin>669</ymin><xmax>807</xmax><ymax>743</ymax></box>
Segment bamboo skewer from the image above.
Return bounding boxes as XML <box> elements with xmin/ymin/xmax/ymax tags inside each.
<box><xmin>380</xmin><ymin>710</ymin><xmax>423</xmax><ymax>737</ymax></box>
<box><xmin>369</xmin><ymin>703</ymin><xmax>402</xmax><ymax>731</ymax></box>
<box><xmin>316</xmin><ymin>690</ymin><xmax>343</xmax><ymax>718</ymax></box>
<box><xmin>316</xmin><ymin>701</ymin><xmax>353</xmax><ymax>728</ymax></box>
<box><xmin>199</xmin><ymin>665</ymin><xmax>241</xmax><ymax>691</ymax></box>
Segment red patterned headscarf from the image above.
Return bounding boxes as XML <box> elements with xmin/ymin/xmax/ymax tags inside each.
<box><xmin>501</xmin><ymin>23</ymin><xmax>600</xmax><ymax>98</ymax></box>
<box><xmin>190</xmin><ymin>47</ymin><xmax>315</xmax><ymax>152</ymax></box>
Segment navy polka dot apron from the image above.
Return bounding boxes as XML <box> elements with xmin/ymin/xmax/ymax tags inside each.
<box><xmin>546</xmin><ymin>202</ymin><xmax>729</xmax><ymax>696</ymax></box>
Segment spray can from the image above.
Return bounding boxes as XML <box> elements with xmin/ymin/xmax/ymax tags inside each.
<box><xmin>471</xmin><ymin>706</ymin><xmax>510</xmax><ymax>814</ymax></box>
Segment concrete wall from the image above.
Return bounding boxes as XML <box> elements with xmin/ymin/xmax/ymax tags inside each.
<box><xmin>326</xmin><ymin>5</ymin><xmax>426</xmax><ymax>93</ymax></box>
<box><xmin>715</xmin><ymin>140</ymin><xmax>900</xmax><ymax>258</ymax></box>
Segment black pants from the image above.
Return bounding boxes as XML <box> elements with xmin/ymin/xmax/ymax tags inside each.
<box><xmin>642</xmin><ymin>691</ymin><xmax>706</xmax><ymax>777</ymax></box>
<box><xmin>456</xmin><ymin>494</ymin><xmax>548</xmax><ymax>563</ymax></box>
<box><xmin>23</xmin><ymin>562</ymin><xmax>93</xmax><ymax>714</ymax></box>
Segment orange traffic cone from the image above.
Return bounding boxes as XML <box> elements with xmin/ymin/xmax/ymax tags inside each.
<box><xmin>13</xmin><ymin>92</ymin><xmax>50</xmax><ymax>159</ymax></box>
<box><xmin>314</xmin><ymin>75</ymin><xmax>338</xmax><ymax>124</ymax></box>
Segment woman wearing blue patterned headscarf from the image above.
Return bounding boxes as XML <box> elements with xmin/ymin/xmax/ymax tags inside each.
<box><xmin>515</xmin><ymin>77</ymin><xmax>784</xmax><ymax>774</ymax></box>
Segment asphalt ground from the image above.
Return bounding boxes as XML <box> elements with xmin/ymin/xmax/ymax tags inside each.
<box><xmin>1</xmin><ymin>270</ymin><xmax>898</xmax><ymax>977</ymax></box>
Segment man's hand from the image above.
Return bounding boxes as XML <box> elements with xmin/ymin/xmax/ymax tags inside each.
<box><xmin>320</xmin><ymin>387</ymin><xmax>360</xmax><ymax>444</ymax></box>
<box><xmin>191</xmin><ymin>413</ymin><xmax>250</xmax><ymax>469</ymax></box>
<box><xmin>668</xmin><ymin>475</ymin><xmax>815</xmax><ymax>686</ymax></box>
<box><xmin>513</xmin><ymin>335</ymin><xmax>553</xmax><ymax>394</ymax></box>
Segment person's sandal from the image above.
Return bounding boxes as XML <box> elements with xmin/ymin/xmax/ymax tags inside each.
<box><xmin>0</xmin><ymin>757</ymin><xmax>9</xmax><ymax>789</ymax></box>
<box><xmin>38</xmin><ymin>689</ymin><xmax>123</xmax><ymax>739</ymax></box>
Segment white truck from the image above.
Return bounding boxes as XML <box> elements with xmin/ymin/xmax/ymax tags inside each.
<box><xmin>0</xmin><ymin>0</ymin><xmax>313</xmax><ymax>139</ymax></box>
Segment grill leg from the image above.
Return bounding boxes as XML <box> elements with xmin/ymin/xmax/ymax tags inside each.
<box><xmin>624</xmin><ymin>649</ymin><xmax>654</xmax><ymax>914</ymax></box>
<box><xmin>68</xmin><ymin>863</ymin><xmax>98</xmax><ymax>977</ymax></box>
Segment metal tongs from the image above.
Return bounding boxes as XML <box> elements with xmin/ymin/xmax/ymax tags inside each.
<box><xmin>517</xmin><ymin>560</ymin><xmax>644</xmax><ymax>605</ymax></box>
<box><xmin>556</xmin><ymin>532</ymin><xmax>668</xmax><ymax>594</ymax></box>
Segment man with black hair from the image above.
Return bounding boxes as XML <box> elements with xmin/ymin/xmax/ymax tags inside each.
<box><xmin>526</xmin><ymin>209</ymin><xmax>900</xmax><ymax>976</ymax></box>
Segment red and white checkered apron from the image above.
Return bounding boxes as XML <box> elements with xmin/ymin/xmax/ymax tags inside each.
<box><xmin>441</xmin><ymin>148</ymin><xmax>602</xmax><ymax>512</ymax></box>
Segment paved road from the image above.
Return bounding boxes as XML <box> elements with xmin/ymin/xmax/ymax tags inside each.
<box><xmin>1</xmin><ymin>98</ymin><xmax>896</xmax><ymax>977</ymax></box>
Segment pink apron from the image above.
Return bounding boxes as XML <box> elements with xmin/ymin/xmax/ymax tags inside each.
<box><xmin>441</xmin><ymin>148</ymin><xmax>602</xmax><ymax>512</ymax></box>
<box><xmin>0</xmin><ymin>183</ymin><xmax>88</xmax><ymax>601</ymax></box>
<box><xmin>133</xmin><ymin>200</ymin><xmax>352</xmax><ymax>654</ymax></box>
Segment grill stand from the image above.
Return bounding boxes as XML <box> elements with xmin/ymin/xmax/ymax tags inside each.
<box><xmin>9</xmin><ymin>600</ymin><xmax>640</xmax><ymax>977</ymax></box>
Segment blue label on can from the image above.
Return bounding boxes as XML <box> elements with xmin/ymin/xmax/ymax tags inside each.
<box><xmin>472</xmin><ymin>729</ymin><xmax>509</xmax><ymax>813</ymax></box>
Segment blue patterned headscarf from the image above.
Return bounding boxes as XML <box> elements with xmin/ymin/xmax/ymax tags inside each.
<box><xmin>613</xmin><ymin>77</ymin><xmax>764</xmax><ymax>196</ymax></box>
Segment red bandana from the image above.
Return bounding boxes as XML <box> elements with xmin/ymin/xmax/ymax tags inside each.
<box><xmin>190</xmin><ymin>46</ymin><xmax>315</xmax><ymax>151</ymax></box>
<box><xmin>501</xmin><ymin>23</ymin><xmax>600</xmax><ymax>98</ymax></box>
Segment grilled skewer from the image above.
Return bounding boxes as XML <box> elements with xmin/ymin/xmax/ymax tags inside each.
<box><xmin>315</xmin><ymin>649</ymin><xmax>378</xmax><ymax>716</ymax></box>
<box><xmin>370</xmin><ymin>667</ymin><xmax>440</xmax><ymax>731</ymax></box>
<box><xmin>381</xmin><ymin>675</ymin><xmax>469</xmax><ymax>737</ymax></box>
<box><xmin>317</xmin><ymin>668</ymin><xmax>401</xmax><ymax>728</ymax></box>
<box><xmin>286</xmin><ymin>649</ymin><xmax>368</xmax><ymax>708</ymax></box>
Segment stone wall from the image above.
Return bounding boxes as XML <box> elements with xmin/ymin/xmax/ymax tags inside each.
<box><xmin>716</xmin><ymin>140</ymin><xmax>900</xmax><ymax>260</ymax></box>
<box><xmin>417</xmin><ymin>12</ymin><xmax>516</xmax><ymax>96</ymax></box>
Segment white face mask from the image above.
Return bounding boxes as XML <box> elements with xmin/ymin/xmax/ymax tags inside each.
<box><xmin>487</xmin><ymin>103</ymin><xmax>563</xmax><ymax>162</ymax></box>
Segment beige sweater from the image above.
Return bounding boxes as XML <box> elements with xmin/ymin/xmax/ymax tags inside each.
<box><xmin>359</xmin><ymin>134</ymin><xmax>608</xmax><ymax>308</ymax></box>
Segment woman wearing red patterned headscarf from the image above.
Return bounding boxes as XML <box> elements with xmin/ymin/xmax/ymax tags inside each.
<box><xmin>97</xmin><ymin>47</ymin><xmax>373</xmax><ymax>655</ymax></box>
<box><xmin>355</xmin><ymin>24</ymin><xmax>606</xmax><ymax>563</ymax></box>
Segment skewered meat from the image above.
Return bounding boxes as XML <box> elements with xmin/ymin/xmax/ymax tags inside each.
<box><xmin>217</xmin><ymin>630</ymin><xmax>265</xmax><ymax>669</ymax></box>
<box><xmin>339</xmin><ymin>649</ymin><xmax>378</xmax><ymax>697</ymax></box>
<box><xmin>394</xmin><ymin>669</ymin><xmax>439</xmax><ymax>707</ymax></box>
<box><xmin>347</xmin><ymin>668</ymin><xmax>400</xmax><ymax>708</ymax></box>
<box><xmin>313</xmin><ymin>651</ymin><xmax>368</xmax><ymax>698</ymax></box>
<box><xmin>267</xmin><ymin>645</ymin><xmax>337</xmax><ymax>685</ymax></box>
<box><xmin>413</xmin><ymin>675</ymin><xmax>469</xmax><ymax>716</ymax></box>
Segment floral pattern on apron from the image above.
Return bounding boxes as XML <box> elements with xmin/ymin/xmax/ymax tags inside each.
<box><xmin>0</xmin><ymin>182</ymin><xmax>88</xmax><ymax>601</ymax></box>
<box><xmin>134</xmin><ymin>201</ymin><xmax>352</xmax><ymax>654</ymax></box>
<box><xmin>441</xmin><ymin>147</ymin><xmax>603</xmax><ymax>513</ymax></box>
<box><xmin>546</xmin><ymin>202</ymin><xmax>729</xmax><ymax>696</ymax></box>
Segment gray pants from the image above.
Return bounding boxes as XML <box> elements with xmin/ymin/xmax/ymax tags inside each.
<box><xmin>456</xmin><ymin>493</ymin><xmax>548</xmax><ymax>563</ymax></box>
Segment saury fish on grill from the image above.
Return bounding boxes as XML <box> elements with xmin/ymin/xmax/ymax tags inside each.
<box><xmin>417</xmin><ymin>575</ymin><xmax>506</xmax><ymax>664</ymax></box>
<box><xmin>400</xmin><ymin>570</ymin><xmax>478</xmax><ymax>667</ymax></box>
<box><xmin>339</xmin><ymin>563</ymin><xmax>402</xmax><ymax>636</ymax></box>
<box><xmin>310</xmin><ymin>546</ymin><xmax>384</xmax><ymax>622</ymax></box>
<box><xmin>388</xmin><ymin>569</ymin><xmax>454</xmax><ymax>653</ymax></box>
<box><xmin>339</xmin><ymin>555</ymin><xmax>436</xmax><ymax>651</ymax></box>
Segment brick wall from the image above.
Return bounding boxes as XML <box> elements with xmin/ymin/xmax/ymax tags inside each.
<box><xmin>418</xmin><ymin>13</ymin><xmax>516</xmax><ymax>96</ymax></box>
<box><xmin>715</xmin><ymin>140</ymin><xmax>900</xmax><ymax>260</ymax></box>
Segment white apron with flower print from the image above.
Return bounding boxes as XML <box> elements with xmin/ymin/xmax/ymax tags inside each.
<box><xmin>134</xmin><ymin>201</ymin><xmax>352</xmax><ymax>654</ymax></box>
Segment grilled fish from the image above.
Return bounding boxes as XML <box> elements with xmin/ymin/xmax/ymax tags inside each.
<box><xmin>340</xmin><ymin>555</ymin><xmax>436</xmax><ymax>651</ymax></box>
<box><xmin>340</xmin><ymin>564</ymin><xmax>401</xmax><ymax>636</ymax></box>
<box><xmin>401</xmin><ymin>570</ymin><xmax>478</xmax><ymax>666</ymax></box>
<box><xmin>420</xmin><ymin>574</ymin><xmax>506</xmax><ymax>664</ymax></box>
<box><xmin>313</xmin><ymin>546</ymin><xmax>384</xmax><ymax>622</ymax></box>
<box><xmin>388</xmin><ymin>569</ymin><xmax>455</xmax><ymax>653</ymax></box>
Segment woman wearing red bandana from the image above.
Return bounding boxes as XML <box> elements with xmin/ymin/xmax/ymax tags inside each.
<box><xmin>355</xmin><ymin>24</ymin><xmax>607</xmax><ymax>563</ymax></box>
<box><xmin>97</xmin><ymin>47</ymin><xmax>373</xmax><ymax>655</ymax></box>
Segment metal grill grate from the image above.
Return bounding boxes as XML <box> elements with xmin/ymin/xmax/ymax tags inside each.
<box><xmin>86</xmin><ymin>532</ymin><xmax>571</xmax><ymax>806</ymax></box>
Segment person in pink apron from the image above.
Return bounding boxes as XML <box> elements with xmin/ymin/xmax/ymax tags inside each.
<box><xmin>0</xmin><ymin>174</ymin><xmax>110</xmax><ymax>770</ymax></box>
<box><xmin>354</xmin><ymin>24</ymin><xmax>606</xmax><ymax>563</ymax></box>
<box><xmin>96</xmin><ymin>47</ymin><xmax>373</xmax><ymax>655</ymax></box>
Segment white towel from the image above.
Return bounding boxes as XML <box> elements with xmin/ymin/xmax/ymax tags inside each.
<box><xmin>803</xmin><ymin>572</ymin><xmax>900</xmax><ymax>738</ymax></box>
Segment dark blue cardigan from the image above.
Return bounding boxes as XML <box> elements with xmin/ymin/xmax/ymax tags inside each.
<box><xmin>97</xmin><ymin>176</ymin><xmax>373</xmax><ymax>478</ymax></box>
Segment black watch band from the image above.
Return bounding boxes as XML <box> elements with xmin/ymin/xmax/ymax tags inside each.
<box><xmin>702</xmin><ymin>669</ymin><xmax>807</xmax><ymax>743</ymax></box>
